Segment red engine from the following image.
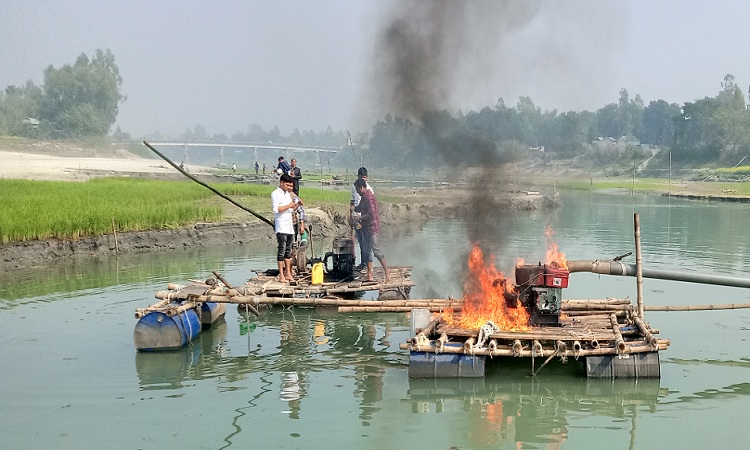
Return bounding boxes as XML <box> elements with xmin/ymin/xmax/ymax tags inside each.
<box><xmin>514</xmin><ymin>263</ymin><xmax>569</xmax><ymax>326</ymax></box>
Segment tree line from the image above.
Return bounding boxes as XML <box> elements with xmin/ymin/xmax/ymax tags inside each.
<box><xmin>2</xmin><ymin>49</ymin><xmax>749</xmax><ymax>170</ymax></box>
<box><xmin>0</xmin><ymin>49</ymin><xmax>123</xmax><ymax>139</ymax></box>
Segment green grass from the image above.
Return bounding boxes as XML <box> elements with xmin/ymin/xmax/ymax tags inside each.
<box><xmin>714</xmin><ymin>166</ymin><xmax>750</xmax><ymax>176</ymax></box>
<box><xmin>0</xmin><ymin>178</ymin><xmax>223</xmax><ymax>243</ymax></box>
<box><xmin>554</xmin><ymin>178</ymin><xmax>672</xmax><ymax>192</ymax></box>
<box><xmin>0</xmin><ymin>178</ymin><xmax>362</xmax><ymax>244</ymax></box>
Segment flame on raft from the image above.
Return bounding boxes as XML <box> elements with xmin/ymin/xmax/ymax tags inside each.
<box><xmin>545</xmin><ymin>225</ymin><xmax>568</xmax><ymax>269</ymax></box>
<box><xmin>445</xmin><ymin>227</ymin><xmax>569</xmax><ymax>332</ymax></box>
<box><xmin>445</xmin><ymin>244</ymin><xmax>531</xmax><ymax>331</ymax></box>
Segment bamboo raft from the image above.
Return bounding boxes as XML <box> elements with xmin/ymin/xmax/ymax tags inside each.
<box><xmin>400</xmin><ymin>298</ymin><xmax>668</xmax><ymax>378</ymax></box>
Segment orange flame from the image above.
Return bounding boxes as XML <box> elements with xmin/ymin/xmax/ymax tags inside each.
<box><xmin>545</xmin><ymin>225</ymin><xmax>568</xmax><ymax>269</ymax></box>
<box><xmin>447</xmin><ymin>244</ymin><xmax>531</xmax><ymax>331</ymax></box>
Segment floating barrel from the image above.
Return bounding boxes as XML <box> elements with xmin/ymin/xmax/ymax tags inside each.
<box><xmin>134</xmin><ymin>306</ymin><xmax>201</xmax><ymax>352</ymax></box>
<box><xmin>409</xmin><ymin>343</ymin><xmax>486</xmax><ymax>378</ymax></box>
<box><xmin>200</xmin><ymin>302</ymin><xmax>226</xmax><ymax>329</ymax></box>
<box><xmin>585</xmin><ymin>351</ymin><xmax>660</xmax><ymax>378</ymax></box>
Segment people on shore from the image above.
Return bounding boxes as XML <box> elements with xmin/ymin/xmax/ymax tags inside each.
<box><xmin>350</xmin><ymin>167</ymin><xmax>374</xmax><ymax>270</ymax></box>
<box><xmin>262</xmin><ymin>163</ymin><xmax>267</xmax><ymax>175</ymax></box>
<box><xmin>290</xmin><ymin>158</ymin><xmax>302</xmax><ymax>195</ymax></box>
<box><xmin>277</xmin><ymin>156</ymin><xmax>291</xmax><ymax>177</ymax></box>
<box><xmin>272</xmin><ymin>173</ymin><xmax>302</xmax><ymax>283</ymax></box>
<box><xmin>232</xmin><ymin>163</ymin><xmax>237</xmax><ymax>175</ymax></box>
<box><xmin>254</xmin><ymin>161</ymin><xmax>259</xmax><ymax>175</ymax></box>
<box><xmin>353</xmin><ymin>177</ymin><xmax>389</xmax><ymax>283</ymax></box>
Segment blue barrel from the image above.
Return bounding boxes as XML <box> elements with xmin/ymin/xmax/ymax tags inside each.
<box><xmin>409</xmin><ymin>343</ymin><xmax>486</xmax><ymax>378</ymax></box>
<box><xmin>134</xmin><ymin>306</ymin><xmax>201</xmax><ymax>352</ymax></box>
<box><xmin>200</xmin><ymin>302</ymin><xmax>226</xmax><ymax>329</ymax></box>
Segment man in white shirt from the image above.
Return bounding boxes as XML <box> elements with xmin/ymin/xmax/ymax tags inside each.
<box><xmin>350</xmin><ymin>167</ymin><xmax>374</xmax><ymax>271</ymax></box>
<box><xmin>272</xmin><ymin>173</ymin><xmax>301</xmax><ymax>282</ymax></box>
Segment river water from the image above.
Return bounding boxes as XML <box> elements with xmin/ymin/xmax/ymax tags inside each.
<box><xmin>2</xmin><ymin>190</ymin><xmax>750</xmax><ymax>449</ymax></box>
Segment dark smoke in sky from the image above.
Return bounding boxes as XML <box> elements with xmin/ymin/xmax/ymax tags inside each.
<box><xmin>371</xmin><ymin>1</ymin><xmax>543</xmax><ymax>256</ymax></box>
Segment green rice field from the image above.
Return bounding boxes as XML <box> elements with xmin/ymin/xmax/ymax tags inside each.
<box><xmin>0</xmin><ymin>178</ymin><xmax>353</xmax><ymax>244</ymax></box>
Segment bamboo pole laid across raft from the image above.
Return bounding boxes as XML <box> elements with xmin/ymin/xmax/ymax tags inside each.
<box><xmin>339</xmin><ymin>305</ymin><xmax>461</xmax><ymax>313</ymax></box>
<box><xmin>134</xmin><ymin>299</ymin><xmax>171</xmax><ymax>318</ymax></box>
<box><xmin>179</xmin><ymin>295</ymin><xmax>460</xmax><ymax>309</ymax></box>
<box><xmin>645</xmin><ymin>302</ymin><xmax>750</xmax><ymax>311</ymax></box>
<box><xmin>401</xmin><ymin>340</ymin><xmax>670</xmax><ymax>357</ymax></box>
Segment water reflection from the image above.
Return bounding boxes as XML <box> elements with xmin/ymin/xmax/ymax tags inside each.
<box><xmin>406</xmin><ymin>377</ymin><xmax>664</xmax><ymax>448</ymax></box>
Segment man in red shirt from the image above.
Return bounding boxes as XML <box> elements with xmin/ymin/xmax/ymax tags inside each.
<box><xmin>353</xmin><ymin>178</ymin><xmax>390</xmax><ymax>283</ymax></box>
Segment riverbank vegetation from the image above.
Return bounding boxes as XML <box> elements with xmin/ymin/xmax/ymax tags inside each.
<box><xmin>0</xmin><ymin>178</ymin><xmax>355</xmax><ymax>244</ymax></box>
<box><xmin>4</xmin><ymin>50</ymin><xmax>750</xmax><ymax>178</ymax></box>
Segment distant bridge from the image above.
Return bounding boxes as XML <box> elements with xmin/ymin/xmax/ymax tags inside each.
<box><xmin>147</xmin><ymin>141</ymin><xmax>338</xmax><ymax>167</ymax></box>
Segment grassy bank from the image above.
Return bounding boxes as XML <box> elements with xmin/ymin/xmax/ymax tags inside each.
<box><xmin>0</xmin><ymin>178</ymin><xmax>354</xmax><ymax>244</ymax></box>
<box><xmin>549</xmin><ymin>177</ymin><xmax>750</xmax><ymax>196</ymax></box>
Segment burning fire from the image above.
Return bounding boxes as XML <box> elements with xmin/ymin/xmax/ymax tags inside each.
<box><xmin>446</xmin><ymin>227</ymin><xmax>569</xmax><ymax>332</ymax></box>
<box><xmin>545</xmin><ymin>225</ymin><xmax>568</xmax><ymax>269</ymax></box>
<box><xmin>447</xmin><ymin>245</ymin><xmax>531</xmax><ymax>331</ymax></box>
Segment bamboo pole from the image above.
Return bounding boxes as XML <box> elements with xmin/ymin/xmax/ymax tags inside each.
<box><xmin>610</xmin><ymin>313</ymin><xmax>627</xmax><ymax>353</ymax></box>
<box><xmin>167</xmin><ymin>302</ymin><xmax>196</xmax><ymax>316</ymax></box>
<box><xmin>182</xmin><ymin>294</ymin><xmax>457</xmax><ymax>308</ymax></box>
<box><xmin>401</xmin><ymin>341</ymin><xmax>669</xmax><ymax>357</ymax></box>
<box><xmin>562</xmin><ymin>298</ymin><xmax>631</xmax><ymax>306</ymax></box>
<box><xmin>645</xmin><ymin>303</ymin><xmax>750</xmax><ymax>311</ymax></box>
<box><xmin>212</xmin><ymin>270</ymin><xmax>234</xmax><ymax>289</ymax></box>
<box><xmin>463</xmin><ymin>337</ymin><xmax>476</xmax><ymax>353</ymax></box>
<box><xmin>632</xmin><ymin>315</ymin><xmax>658</xmax><ymax>348</ymax></box>
<box><xmin>436</xmin><ymin>333</ymin><xmax>448</xmax><ymax>352</ymax></box>
<box><xmin>111</xmin><ymin>217</ymin><xmax>119</xmax><ymax>253</ymax></box>
<box><xmin>564</xmin><ymin>310</ymin><xmax>628</xmax><ymax>318</ymax></box>
<box><xmin>562</xmin><ymin>304</ymin><xmax>631</xmax><ymax>311</ymax></box>
<box><xmin>142</xmin><ymin>140</ymin><xmax>276</xmax><ymax>228</ymax></box>
<box><xmin>134</xmin><ymin>299</ymin><xmax>171</xmax><ymax>318</ymax></box>
<box><xmin>410</xmin><ymin>313</ymin><xmax>443</xmax><ymax>346</ymax></box>
<box><xmin>634</xmin><ymin>213</ymin><xmax>645</xmax><ymax>317</ymax></box>
<box><xmin>339</xmin><ymin>306</ymin><xmax>459</xmax><ymax>313</ymax></box>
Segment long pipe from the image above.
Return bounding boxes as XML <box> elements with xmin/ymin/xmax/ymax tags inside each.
<box><xmin>142</xmin><ymin>140</ymin><xmax>275</xmax><ymax>228</ymax></box>
<box><xmin>567</xmin><ymin>260</ymin><xmax>750</xmax><ymax>289</ymax></box>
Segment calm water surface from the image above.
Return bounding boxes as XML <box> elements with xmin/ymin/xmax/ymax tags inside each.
<box><xmin>2</xmin><ymin>190</ymin><xmax>750</xmax><ymax>449</ymax></box>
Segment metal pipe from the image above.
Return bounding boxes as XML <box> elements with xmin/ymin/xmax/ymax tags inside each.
<box><xmin>567</xmin><ymin>260</ymin><xmax>750</xmax><ymax>289</ymax></box>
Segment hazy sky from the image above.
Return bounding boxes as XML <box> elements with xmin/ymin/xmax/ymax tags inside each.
<box><xmin>2</xmin><ymin>1</ymin><xmax>750</xmax><ymax>138</ymax></box>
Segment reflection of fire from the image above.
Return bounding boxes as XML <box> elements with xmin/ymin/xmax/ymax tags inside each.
<box><xmin>447</xmin><ymin>245</ymin><xmax>531</xmax><ymax>331</ymax></box>
<box><xmin>545</xmin><ymin>225</ymin><xmax>568</xmax><ymax>269</ymax></box>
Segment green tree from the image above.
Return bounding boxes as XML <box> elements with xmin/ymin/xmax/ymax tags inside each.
<box><xmin>0</xmin><ymin>81</ymin><xmax>44</xmax><ymax>136</ymax></box>
<box><xmin>640</xmin><ymin>99</ymin><xmax>680</xmax><ymax>146</ymax></box>
<box><xmin>714</xmin><ymin>74</ymin><xmax>749</xmax><ymax>161</ymax></box>
<box><xmin>40</xmin><ymin>49</ymin><xmax>124</xmax><ymax>137</ymax></box>
<box><xmin>673</xmin><ymin>97</ymin><xmax>721</xmax><ymax>160</ymax></box>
